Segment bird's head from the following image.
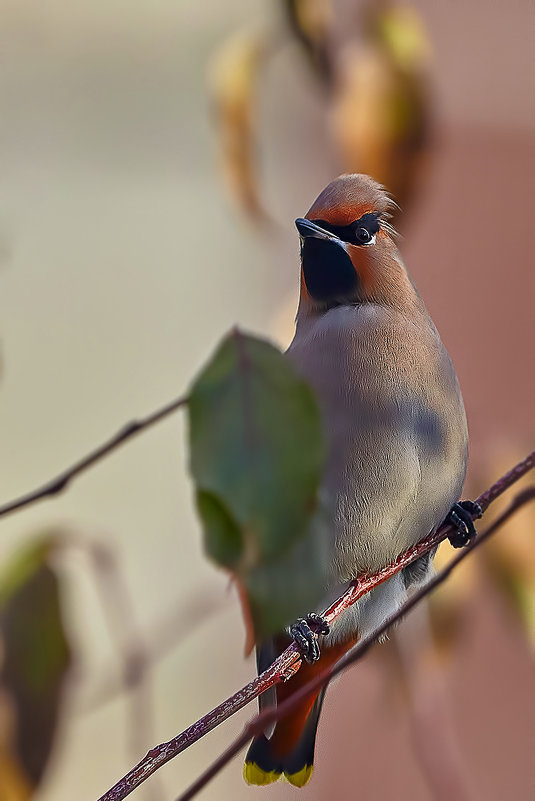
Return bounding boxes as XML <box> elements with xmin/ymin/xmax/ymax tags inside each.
<box><xmin>295</xmin><ymin>174</ymin><xmax>411</xmax><ymax>315</ymax></box>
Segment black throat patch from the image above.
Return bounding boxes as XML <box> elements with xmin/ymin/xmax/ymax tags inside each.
<box><xmin>302</xmin><ymin>237</ymin><xmax>358</xmax><ymax>304</ymax></box>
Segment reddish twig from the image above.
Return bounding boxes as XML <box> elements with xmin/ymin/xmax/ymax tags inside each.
<box><xmin>97</xmin><ymin>450</ymin><xmax>534</xmax><ymax>801</ymax></box>
<box><xmin>175</xmin><ymin>484</ymin><xmax>535</xmax><ymax>801</ymax></box>
<box><xmin>0</xmin><ymin>395</ymin><xmax>188</xmax><ymax>518</ymax></box>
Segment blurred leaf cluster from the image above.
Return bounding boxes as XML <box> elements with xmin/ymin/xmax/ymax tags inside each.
<box><xmin>469</xmin><ymin>453</ymin><xmax>535</xmax><ymax>647</ymax></box>
<box><xmin>427</xmin><ymin>450</ymin><xmax>535</xmax><ymax>655</ymax></box>
<box><xmin>210</xmin><ymin>0</ymin><xmax>432</xmax><ymax>222</ymax></box>
<box><xmin>378</xmin><ymin>448</ymin><xmax>535</xmax><ymax>706</ymax></box>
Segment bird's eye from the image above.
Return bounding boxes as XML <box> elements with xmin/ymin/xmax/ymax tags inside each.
<box><xmin>354</xmin><ymin>226</ymin><xmax>373</xmax><ymax>245</ymax></box>
<box><xmin>308</xmin><ymin>214</ymin><xmax>379</xmax><ymax>246</ymax></box>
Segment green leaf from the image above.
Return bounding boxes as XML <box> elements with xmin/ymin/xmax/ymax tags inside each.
<box><xmin>195</xmin><ymin>490</ymin><xmax>244</xmax><ymax>568</ymax></box>
<box><xmin>188</xmin><ymin>329</ymin><xmax>329</xmax><ymax>639</ymax></box>
<box><xmin>243</xmin><ymin>503</ymin><xmax>331</xmax><ymax>637</ymax></box>
<box><xmin>0</xmin><ymin>538</ymin><xmax>71</xmax><ymax>793</ymax></box>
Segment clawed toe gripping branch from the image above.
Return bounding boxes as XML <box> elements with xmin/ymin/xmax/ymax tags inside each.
<box><xmin>0</xmin><ymin>395</ymin><xmax>532</xmax><ymax>801</ymax></box>
<box><xmin>288</xmin><ymin>613</ymin><xmax>330</xmax><ymax>663</ymax></box>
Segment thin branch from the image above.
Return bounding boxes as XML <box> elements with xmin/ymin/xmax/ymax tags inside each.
<box><xmin>97</xmin><ymin>450</ymin><xmax>534</xmax><ymax>801</ymax></box>
<box><xmin>87</xmin><ymin>543</ymin><xmax>166</xmax><ymax>801</ymax></box>
<box><xmin>52</xmin><ymin>534</ymin><xmax>167</xmax><ymax>799</ymax></box>
<box><xmin>78</xmin><ymin>589</ymin><xmax>228</xmax><ymax>713</ymax></box>
<box><xmin>175</xmin><ymin>485</ymin><xmax>535</xmax><ymax>801</ymax></box>
<box><xmin>0</xmin><ymin>395</ymin><xmax>188</xmax><ymax>518</ymax></box>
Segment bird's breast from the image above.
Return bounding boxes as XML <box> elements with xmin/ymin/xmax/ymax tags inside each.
<box><xmin>287</xmin><ymin>304</ymin><xmax>468</xmax><ymax>576</ymax></box>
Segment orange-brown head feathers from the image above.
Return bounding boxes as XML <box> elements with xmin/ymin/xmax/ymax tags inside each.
<box><xmin>305</xmin><ymin>173</ymin><xmax>395</xmax><ymax>225</ymax></box>
<box><xmin>296</xmin><ymin>174</ymin><xmax>414</xmax><ymax>314</ymax></box>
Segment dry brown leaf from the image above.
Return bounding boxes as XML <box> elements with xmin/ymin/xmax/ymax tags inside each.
<box><xmin>283</xmin><ymin>0</ymin><xmax>334</xmax><ymax>82</ymax></box>
<box><xmin>330</xmin><ymin>3</ymin><xmax>432</xmax><ymax>215</ymax></box>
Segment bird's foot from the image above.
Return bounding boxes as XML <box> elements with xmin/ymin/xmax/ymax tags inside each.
<box><xmin>446</xmin><ymin>500</ymin><xmax>483</xmax><ymax>548</ymax></box>
<box><xmin>288</xmin><ymin>613</ymin><xmax>330</xmax><ymax>664</ymax></box>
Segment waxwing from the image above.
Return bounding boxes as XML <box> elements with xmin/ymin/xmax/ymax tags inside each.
<box><xmin>244</xmin><ymin>174</ymin><xmax>477</xmax><ymax>787</ymax></box>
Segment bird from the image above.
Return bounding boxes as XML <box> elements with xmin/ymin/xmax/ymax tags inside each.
<box><xmin>243</xmin><ymin>173</ymin><xmax>479</xmax><ymax>787</ymax></box>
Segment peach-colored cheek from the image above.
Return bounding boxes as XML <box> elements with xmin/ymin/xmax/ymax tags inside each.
<box><xmin>348</xmin><ymin>244</ymin><xmax>374</xmax><ymax>292</ymax></box>
<box><xmin>300</xmin><ymin>268</ymin><xmax>311</xmax><ymax>300</ymax></box>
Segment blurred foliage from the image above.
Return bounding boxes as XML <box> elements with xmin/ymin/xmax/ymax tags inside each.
<box><xmin>210</xmin><ymin>0</ymin><xmax>431</xmax><ymax>223</ymax></box>
<box><xmin>377</xmin><ymin>447</ymin><xmax>535</xmax><ymax>707</ymax></box>
<box><xmin>0</xmin><ymin>538</ymin><xmax>71</xmax><ymax>800</ymax></box>
<box><xmin>331</xmin><ymin>2</ymin><xmax>431</xmax><ymax>215</ymax></box>
<box><xmin>187</xmin><ymin>329</ymin><xmax>329</xmax><ymax>647</ymax></box>
<box><xmin>209</xmin><ymin>28</ymin><xmax>271</xmax><ymax>221</ymax></box>
<box><xmin>426</xmin><ymin>449</ymin><xmax>535</xmax><ymax>653</ymax></box>
<box><xmin>282</xmin><ymin>0</ymin><xmax>334</xmax><ymax>84</ymax></box>
<box><xmin>475</xmin><ymin>452</ymin><xmax>535</xmax><ymax>648</ymax></box>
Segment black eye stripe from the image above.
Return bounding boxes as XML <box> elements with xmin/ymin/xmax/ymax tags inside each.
<box><xmin>310</xmin><ymin>212</ymin><xmax>381</xmax><ymax>245</ymax></box>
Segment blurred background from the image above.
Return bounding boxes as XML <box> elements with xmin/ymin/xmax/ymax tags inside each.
<box><xmin>0</xmin><ymin>1</ymin><xmax>533</xmax><ymax>800</ymax></box>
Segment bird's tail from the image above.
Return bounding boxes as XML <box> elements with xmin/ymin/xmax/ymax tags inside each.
<box><xmin>244</xmin><ymin>685</ymin><xmax>325</xmax><ymax>786</ymax></box>
<box><xmin>243</xmin><ymin>635</ymin><xmax>355</xmax><ymax>787</ymax></box>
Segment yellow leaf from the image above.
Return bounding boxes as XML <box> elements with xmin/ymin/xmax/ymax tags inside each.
<box><xmin>209</xmin><ymin>29</ymin><xmax>270</xmax><ymax>221</ymax></box>
<box><xmin>468</xmin><ymin>446</ymin><xmax>535</xmax><ymax>648</ymax></box>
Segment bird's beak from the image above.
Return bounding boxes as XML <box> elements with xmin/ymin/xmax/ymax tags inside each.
<box><xmin>295</xmin><ymin>218</ymin><xmax>343</xmax><ymax>244</ymax></box>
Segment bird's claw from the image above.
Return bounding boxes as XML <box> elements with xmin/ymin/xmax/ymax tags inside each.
<box><xmin>288</xmin><ymin>613</ymin><xmax>330</xmax><ymax>664</ymax></box>
<box><xmin>447</xmin><ymin>500</ymin><xmax>482</xmax><ymax>548</ymax></box>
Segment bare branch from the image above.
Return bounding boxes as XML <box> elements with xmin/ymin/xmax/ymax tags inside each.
<box><xmin>97</xmin><ymin>450</ymin><xmax>535</xmax><ymax>801</ymax></box>
<box><xmin>87</xmin><ymin>546</ymin><xmax>157</xmax><ymax>772</ymax></box>
<box><xmin>0</xmin><ymin>395</ymin><xmax>188</xmax><ymax>519</ymax></box>
<box><xmin>78</xmin><ymin>589</ymin><xmax>228</xmax><ymax>713</ymax></box>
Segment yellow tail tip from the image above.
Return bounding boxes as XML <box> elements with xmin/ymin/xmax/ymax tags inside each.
<box><xmin>284</xmin><ymin>764</ymin><xmax>314</xmax><ymax>787</ymax></box>
<box><xmin>243</xmin><ymin>761</ymin><xmax>281</xmax><ymax>786</ymax></box>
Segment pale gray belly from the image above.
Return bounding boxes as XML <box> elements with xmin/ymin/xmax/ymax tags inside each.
<box><xmin>287</xmin><ymin>311</ymin><xmax>468</xmax><ymax>582</ymax></box>
<box><xmin>323</xmin><ymin>387</ymin><xmax>466</xmax><ymax>579</ymax></box>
